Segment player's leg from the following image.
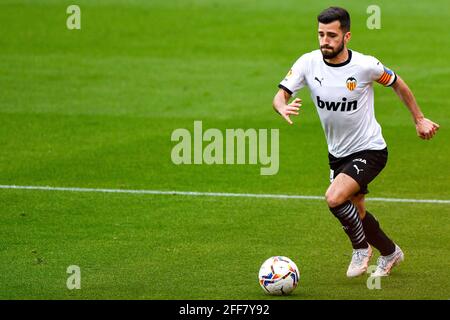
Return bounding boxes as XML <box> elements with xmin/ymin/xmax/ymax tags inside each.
<box><xmin>352</xmin><ymin>194</ymin><xmax>393</xmax><ymax>253</ymax></box>
<box><xmin>350</xmin><ymin>193</ymin><xmax>366</xmax><ymax>219</ymax></box>
<box><xmin>326</xmin><ymin>173</ymin><xmax>368</xmax><ymax>250</ymax></box>
<box><xmin>325</xmin><ymin>173</ymin><xmax>372</xmax><ymax>277</ymax></box>
<box><xmin>351</xmin><ymin>194</ymin><xmax>404</xmax><ymax>277</ymax></box>
<box><xmin>325</xmin><ymin>172</ymin><xmax>360</xmax><ymax>208</ymax></box>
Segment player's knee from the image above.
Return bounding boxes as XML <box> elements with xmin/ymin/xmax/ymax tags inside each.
<box><xmin>325</xmin><ymin>190</ymin><xmax>346</xmax><ymax>208</ymax></box>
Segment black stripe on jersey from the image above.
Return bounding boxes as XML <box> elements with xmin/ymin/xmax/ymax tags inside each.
<box><xmin>387</xmin><ymin>73</ymin><xmax>398</xmax><ymax>87</ymax></box>
<box><xmin>278</xmin><ymin>84</ymin><xmax>293</xmax><ymax>95</ymax></box>
<box><xmin>323</xmin><ymin>49</ymin><xmax>352</xmax><ymax>67</ymax></box>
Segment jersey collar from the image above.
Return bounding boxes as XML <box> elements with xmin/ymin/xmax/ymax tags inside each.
<box><xmin>323</xmin><ymin>49</ymin><xmax>352</xmax><ymax>67</ymax></box>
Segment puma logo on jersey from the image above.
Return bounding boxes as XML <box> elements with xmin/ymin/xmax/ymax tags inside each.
<box><xmin>314</xmin><ymin>77</ymin><xmax>323</xmax><ymax>86</ymax></box>
<box><xmin>353</xmin><ymin>158</ymin><xmax>367</xmax><ymax>164</ymax></box>
<box><xmin>353</xmin><ymin>165</ymin><xmax>364</xmax><ymax>175</ymax></box>
<box><xmin>316</xmin><ymin>96</ymin><xmax>357</xmax><ymax>111</ymax></box>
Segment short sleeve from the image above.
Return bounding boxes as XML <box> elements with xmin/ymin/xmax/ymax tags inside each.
<box><xmin>368</xmin><ymin>56</ymin><xmax>397</xmax><ymax>87</ymax></box>
<box><xmin>278</xmin><ymin>55</ymin><xmax>308</xmax><ymax>95</ymax></box>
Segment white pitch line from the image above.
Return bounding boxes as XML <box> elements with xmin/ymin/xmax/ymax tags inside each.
<box><xmin>0</xmin><ymin>184</ymin><xmax>449</xmax><ymax>204</ymax></box>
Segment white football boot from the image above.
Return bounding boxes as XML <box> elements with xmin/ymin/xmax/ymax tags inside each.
<box><xmin>346</xmin><ymin>245</ymin><xmax>373</xmax><ymax>278</ymax></box>
<box><xmin>372</xmin><ymin>244</ymin><xmax>404</xmax><ymax>277</ymax></box>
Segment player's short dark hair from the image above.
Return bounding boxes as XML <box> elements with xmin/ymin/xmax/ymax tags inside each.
<box><xmin>317</xmin><ymin>7</ymin><xmax>351</xmax><ymax>33</ymax></box>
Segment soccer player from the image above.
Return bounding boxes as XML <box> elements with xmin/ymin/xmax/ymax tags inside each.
<box><xmin>272</xmin><ymin>7</ymin><xmax>439</xmax><ymax>277</ymax></box>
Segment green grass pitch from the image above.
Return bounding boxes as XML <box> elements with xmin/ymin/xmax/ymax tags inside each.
<box><xmin>0</xmin><ymin>0</ymin><xmax>449</xmax><ymax>299</ymax></box>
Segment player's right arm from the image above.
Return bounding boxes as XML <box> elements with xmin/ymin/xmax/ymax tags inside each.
<box><xmin>273</xmin><ymin>55</ymin><xmax>308</xmax><ymax>124</ymax></box>
<box><xmin>272</xmin><ymin>90</ymin><xmax>302</xmax><ymax>125</ymax></box>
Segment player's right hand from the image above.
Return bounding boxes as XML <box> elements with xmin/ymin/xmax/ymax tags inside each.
<box><xmin>277</xmin><ymin>98</ymin><xmax>302</xmax><ymax>125</ymax></box>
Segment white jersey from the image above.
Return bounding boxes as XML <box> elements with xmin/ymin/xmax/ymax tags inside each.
<box><xmin>279</xmin><ymin>49</ymin><xmax>397</xmax><ymax>158</ymax></box>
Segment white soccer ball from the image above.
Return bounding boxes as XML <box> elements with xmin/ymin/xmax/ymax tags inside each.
<box><xmin>258</xmin><ymin>256</ymin><xmax>300</xmax><ymax>295</ymax></box>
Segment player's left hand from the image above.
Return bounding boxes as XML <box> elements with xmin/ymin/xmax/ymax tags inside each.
<box><xmin>416</xmin><ymin>118</ymin><xmax>439</xmax><ymax>140</ymax></box>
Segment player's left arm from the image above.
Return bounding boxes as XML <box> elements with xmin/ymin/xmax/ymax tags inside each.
<box><xmin>391</xmin><ymin>76</ymin><xmax>440</xmax><ymax>140</ymax></box>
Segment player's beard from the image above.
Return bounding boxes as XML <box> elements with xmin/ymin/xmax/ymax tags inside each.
<box><xmin>320</xmin><ymin>39</ymin><xmax>345</xmax><ymax>59</ymax></box>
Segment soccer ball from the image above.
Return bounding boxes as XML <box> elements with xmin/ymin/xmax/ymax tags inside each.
<box><xmin>258</xmin><ymin>256</ymin><xmax>300</xmax><ymax>295</ymax></box>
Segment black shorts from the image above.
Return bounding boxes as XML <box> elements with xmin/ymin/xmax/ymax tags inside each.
<box><xmin>328</xmin><ymin>148</ymin><xmax>388</xmax><ymax>195</ymax></box>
